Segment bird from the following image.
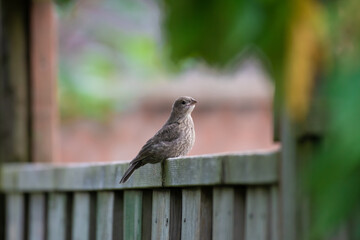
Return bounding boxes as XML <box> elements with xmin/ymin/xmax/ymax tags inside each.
<box><xmin>119</xmin><ymin>96</ymin><xmax>197</xmax><ymax>183</ymax></box>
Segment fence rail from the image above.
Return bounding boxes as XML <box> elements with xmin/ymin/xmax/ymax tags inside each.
<box><xmin>1</xmin><ymin>150</ymin><xmax>280</xmax><ymax>240</ymax></box>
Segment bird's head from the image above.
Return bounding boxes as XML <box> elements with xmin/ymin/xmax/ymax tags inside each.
<box><xmin>169</xmin><ymin>96</ymin><xmax>197</xmax><ymax>122</ymax></box>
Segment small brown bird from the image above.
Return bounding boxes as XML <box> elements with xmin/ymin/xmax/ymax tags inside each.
<box><xmin>119</xmin><ymin>96</ymin><xmax>197</xmax><ymax>183</ymax></box>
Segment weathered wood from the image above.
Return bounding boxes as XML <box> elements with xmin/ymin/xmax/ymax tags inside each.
<box><xmin>223</xmin><ymin>151</ymin><xmax>279</xmax><ymax>184</ymax></box>
<box><xmin>6</xmin><ymin>193</ymin><xmax>25</xmax><ymax>240</ymax></box>
<box><xmin>244</xmin><ymin>187</ymin><xmax>270</xmax><ymax>240</ymax></box>
<box><xmin>152</xmin><ymin>190</ymin><xmax>171</xmax><ymax>240</ymax></box>
<box><xmin>1</xmin><ymin>152</ymin><xmax>279</xmax><ymax>191</ymax></box>
<box><xmin>54</xmin><ymin>162</ymin><xmax>161</xmax><ymax>190</ymax></box>
<box><xmin>181</xmin><ymin>188</ymin><xmax>212</xmax><ymax>240</ymax></box>
<box><xmin>29</xmin><ymin>193</ymin><xmax>46</xmax><ymax>240</ymax></box>
<box><xmin>15</xmin><ymin>164</ymin><xmax>54</xmax><ymax>191</ymax></box>
<box><xmin>213</xmin><ymin>187</ymin><xmax>235</xmax><ymax>240</ymax></box>
<box><xmin>165</xmin><ymin>155</ymin><xmax>222</xmax><ymax>186</ymax></box>
<box><xmin>47</xmin><ymin>193</ymin><xmax>69</xmax><ymax>240</ymax></box>
<box><xmin>270</xmin><ymin>186</ymin><xmax>279</xmax><ymax>240</ymax></box>
<box><xmin>96</xmin><ymin>191</ymin><xmax>114</xmax><ymax>240</ymax></box>
<box><xmin>30</xmin><ymin>0</ymin><xmax>58</xmax><ymax>163</ymax></box>
<box><xmin>72</xmin><ymin>192</ymin><xmax>91</xmax><ymax>240</ymax></box>
<box><xmin>124</xmin><ymin>190</ymin><xmax>143</xmax><ymax>240</ymax></box>
<box><xmin>212</xmin><ymin>187</ymin><xmax>246</xmax><ymax>240</ymax></box>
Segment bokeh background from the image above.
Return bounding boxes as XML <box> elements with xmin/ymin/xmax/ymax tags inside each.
<box><xmin>57</xmin><ymin>0</ymin><xmax>277</xmax><ymax>163</ymax></box>
<box><xmin>55</xmin><ymin>0</ymin><xmax>360</xmax><ymax>239</ymax></box>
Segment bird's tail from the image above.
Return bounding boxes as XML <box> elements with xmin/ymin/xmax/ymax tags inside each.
<box><xmin>119</xmin><ymin>161</ymin><xmax>142</xmax><ymax>184</ymax></box>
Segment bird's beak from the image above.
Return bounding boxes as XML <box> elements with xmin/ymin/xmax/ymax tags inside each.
<box><xmin>191</xmin><ymin>99</ymin><xmax>197</xmax><ymax>105</ymax></box>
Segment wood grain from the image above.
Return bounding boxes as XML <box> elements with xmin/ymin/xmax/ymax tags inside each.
<box><xmin>6</xmin><ymin>193</ymin><xmax>24</xmax><ymax>240</ymax></box>
<box><xmin>47</xmin><ymin>193</ymin><xmax>68</xmax><ymax>240</ymax></box>
<box><xmin>124</xmin><ymin>190</ymin><xmax>143</xmax><ymax>240</ymax></box>
<box><xmin>72</xmin><ymin>192</ymin><xmax>91</xmax><ymax>240</ymax></box>
<box><xmin>244</xmin><ymin>187</ymin><xmax>270</xmax><ymax>240</ymax></box>
<box><xmin>1</xmin><ymin>151</ymin><xmax>279</xmax><ymax>191</ymax></box>
<box><xmin>181</xmin><ymin>188</ymin><xmax>212</xmax><ymax>240</ymax></box>
<box><xmin>96</xmin><ymin>191</ymin><xmax>114</xmax><ymax>240</ymax></box>
<box><xmin>29</xmin><ymin>193</ymin><xmax>46</xmax><ymax>240</ymax></box>
<box><xmin>152</xmin><ymin>190</ymin><xmax>171</xmax><ymax>240</ymax></box>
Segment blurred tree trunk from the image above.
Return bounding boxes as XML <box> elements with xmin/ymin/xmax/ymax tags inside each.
<box><xmin>0</xmin><ymin>0</ymin><xmax>30</xmax><ymax>164</ymax></box>
<box><xmin>0</xmin><ymin>0</ymin><xmax>30</xmax><ymax>238</ymax></box>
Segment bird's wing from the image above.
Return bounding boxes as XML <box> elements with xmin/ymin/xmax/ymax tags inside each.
<box><xmin>130</xmin><ymin>122</ymin><xmax>181</xmax><ymax>164</ymax></box>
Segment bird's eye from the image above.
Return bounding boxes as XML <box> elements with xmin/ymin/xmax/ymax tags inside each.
<box><xmin>181</xmin><ymin>100</ymin><xmax>186</xmax><ymax>105</ymax></box>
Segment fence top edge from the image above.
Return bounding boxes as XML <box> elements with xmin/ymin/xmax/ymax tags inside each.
<box><xmin>0</xmin><ymin>148</ymin><xmax>280</xmax><ymax>192</ymax></box>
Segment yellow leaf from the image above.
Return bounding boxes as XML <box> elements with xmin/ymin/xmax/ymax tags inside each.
<box><xmin>285</xmin><ymin>0</ymin><xmax>325</xmax><ymax>122</ymax></box>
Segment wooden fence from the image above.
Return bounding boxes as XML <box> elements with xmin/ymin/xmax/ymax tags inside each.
<box><xmin>0</xmin><ymin>150</ymin><xmax>280</xmax><ymax>240</ymax></box>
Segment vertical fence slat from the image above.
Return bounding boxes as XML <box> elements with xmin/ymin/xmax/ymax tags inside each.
<box><xmin>271</xmin><ymin>186</ymin><xmax>279</xmax><ymax>240</ymax></box>
<box><xmin>213</xmin><ymin>187</ymin><xmax>234</xmax><ymax>240</ymax></box>
<box><xmin>96</xmin><ymin>191</ymin><xmax>114</xmax><ymax>240</ymax></box>
<box><xmin>72</xmin><ymin>192</ymin><xmax>90</xmax><ymax>240</ymax></box>
<box><xmin>245</xmin><ymin>187</ymin><xmax>270</xmax><ymax>240</ymax></box>
<box><xmin>212</xmin><ymin>187</ymin><xmax>246</xmax><ymax>240</ymax></box>
<box><xmin>6</xmin><ymin>193</ymin><xmax>25</xmax><ymax>240</ymax></box>
<box><xmin>47</xmin><ymin>193</ymin><xmax>68</xmax><ymax>240</ymax></box>
<box><xmin>152</xmin><ymin>190</ymin><xmax>171</xmax><ymax>240</ymax></box>
<box><xmin>124</xmin><ymin>190</ymin><xmax>143</xmax><ymax>240</ymax></box>
<box><xmin>181</xmin><ymin>188</ymin><xmax>212</xmax><ymax>240</ymax></box>
<box><xmin>29</xmin><ymin>193</ymin><xmax>46</xmax><ymax>240</ymax></box>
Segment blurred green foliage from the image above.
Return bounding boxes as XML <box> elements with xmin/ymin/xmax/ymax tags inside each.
<box><xmin>161</xmin><ymin>0</ymin><xmax>360</xmax><ymax>239</ymax></box>
<box><xmin>162</xmin><ymin>0</ymin><xmax>290</xmax><ymax>76</ymax></box>
<box><xmin>306</xmin><ymin>0</ymin><xmax>360</xmax><ymax>238</ymax></box>
<box><xmin>57</xmin><ymin>0</ymin><xmax>167</xmax><ymax>120</ymax></box>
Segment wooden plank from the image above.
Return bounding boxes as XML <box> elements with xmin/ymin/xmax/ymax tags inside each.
<box><xmin>1</xmin><ymin>151</ymin><xmax>280</xmax><ymax>191</ymax></box>
<box><xmin>96</xmin><ymin>191</ymin><xmax>114</xmax><ymax>240</ymax></box>
<box><xmin>152</xmin><ymin>190</ymin><xmax>171</xmax><ymax>240</ymax></box>
<box><xmin>47</xmin><ymin>193</ymin><xmax>69</xmax><ymax>240</ymax></box>
<box><xmin>72</xmin><ymin>192</ymin><xmax>90</xmax><ymax>240</ymax></box>
<box><xmin>181</xmin><ymin>188</ymin><xmax>212</xmax><ymax>240</ymax></box>
<box><xmin>30</xmin><ymin>0</ymin><xmax>58</xmax><ymax>163</ymax></box>
<box><xmin>270</xmin><ymin>186</ymin><xmax>279</xmax><ymax>240</ymax></box>
<box><xmin>1</xmin><ymin>164</ymin><xmax>54</xmax><ymax>191</ymax></box>
<box><xmin>164</xmin><ymin>155</ymin><xmax>222</xmax><ymax>186</ymax></box>
<box><xmin>244</xmin><ymin>187</ymin><xmax>270</xmax><ymax>240</ymax></box>
<box><xmin>29</xmin><ymin>193</ymin><xmax>46</xmax><ymax>240</ymax></box>
<box><xmin>212</xmin><ymin>187</ymin><xmax>246</xmax><ymax>240</ymax></box>
<box><xmin>213</xmin><ymin>187</ymin><xmax>235</xmax><ymax>240</ymax></box>
<box><xmin>223</xmin><ymin>151</ymin><xmax>279</xmax><ymax>185</ymax></box>
<box><xmin>55</xmin><ymin>162</ymin><xmax>162</xmax><ymax>191</ymax></box>
<box><xmin>124</xmin><ymin>190</ymin><xmax>143</xmax><ymax>240</ymax></box>
<box><xmin>6</xmin><ymin>193</ymin><xmax>25</xmax><ymax>240</ymax></box>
